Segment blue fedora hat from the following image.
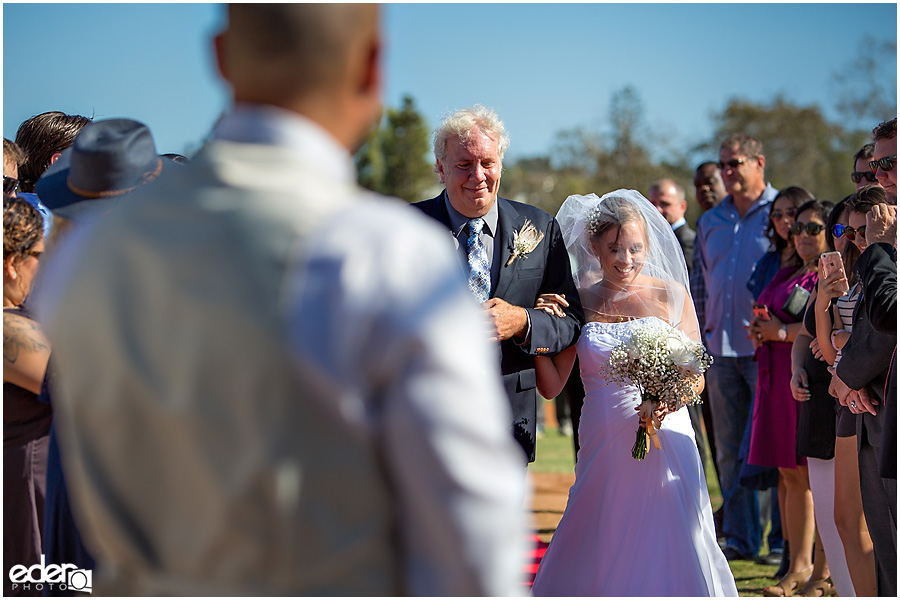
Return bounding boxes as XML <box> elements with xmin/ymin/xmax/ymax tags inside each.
<box><xmin>35</xmin><ymin>118</ymin><xmax>171</xmax><ymax>220</ymax></box>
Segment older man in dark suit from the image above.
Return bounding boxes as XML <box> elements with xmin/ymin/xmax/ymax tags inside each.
<box><xmin>414</xmin><ymin>106</ymin><xmax>584</xmax><ymax>462</ymax></box>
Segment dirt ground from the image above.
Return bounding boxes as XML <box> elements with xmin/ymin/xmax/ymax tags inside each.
<box><xmin>529</xmin><ymin>472</ymin><xmax>574</xmax><ymax>543</ymax></box>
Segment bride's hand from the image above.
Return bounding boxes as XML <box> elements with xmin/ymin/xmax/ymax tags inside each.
<box><xmin>535</xmin><ymin>293</ymin><xmax>568</xmax><ymax>317</ymax></box>
<box><xmin>653</xmin><ymin>403</ymin><xmax>668</xmax><ymax>423</ymax></box>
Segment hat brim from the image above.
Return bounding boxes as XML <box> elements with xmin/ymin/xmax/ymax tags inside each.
<box><xmin>35</xmin><ymin>158</ymin><xmax>175</xmax><ymax>222</ymax></box>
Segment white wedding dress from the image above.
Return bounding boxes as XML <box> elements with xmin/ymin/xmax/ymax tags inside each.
<box><xmin>532</xmin><ymin>318</ymin><xmax>737</xmax><ymax>597</ymax></box>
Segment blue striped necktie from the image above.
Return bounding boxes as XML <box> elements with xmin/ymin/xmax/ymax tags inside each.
<box><xmin>467</xmin><ymin>217</ymin><xmax>490</xmax><ymax>303</ymax></box>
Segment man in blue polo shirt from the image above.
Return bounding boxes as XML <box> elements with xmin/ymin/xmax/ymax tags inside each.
<box><xmin>695</xmin><ymin>134</ymin><xmax>778</xmax><ymax>562</ymax></box>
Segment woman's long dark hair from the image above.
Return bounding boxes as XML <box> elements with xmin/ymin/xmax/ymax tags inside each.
<box><xmin>766</xmin><ymin>186</ymin><xmax>815</xmax><ymax>266</ymax></box>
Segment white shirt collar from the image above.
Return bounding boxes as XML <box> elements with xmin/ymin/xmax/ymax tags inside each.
<box><xmin>213</xmin><ymin>103</ymin><xmax>356</xmax><ymax>184</ymax></box>
<box><xmin>671</xmin><ymin>217</ymin><xmax>687</xmax><ymax>231</ymax></box>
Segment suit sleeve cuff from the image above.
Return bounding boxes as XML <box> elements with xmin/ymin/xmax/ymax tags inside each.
<box><xmin>515</xmin><ymin>309</ymin><xmax>533</xmax><ymax>348</ymax></box>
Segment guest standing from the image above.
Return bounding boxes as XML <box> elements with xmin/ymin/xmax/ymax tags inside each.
<box><xmin>744</xmin><ymin>186</ymin><xmax>812</xmax><ymax>574</ymax></box>
<box><xmin>830</xmin><ymin>183</ymin><xmax>897</xmax><ymax>597</ymax></box>
<box><xmin>695</xmin><ymin>134</ymin><xmax>778</xmax><ymax>561</ymax></box>
<box><xmin>36</xmin><ymin>5</ymin><xmax>526</xmax><ymax>595</ymax></box>
<box><xmin>3</xmin><ymin>195</ymin><xmax>50</xmax><ymax>596</ymax></box>
<box><xmin>689</xmin><ymin>161</ymin><xmax>728</xmax><ymax>517</ymax></box>
<box><xmin>748</xmin><ymin>199</ymin><xmax>832</xmax><ymax>595</ymax></box>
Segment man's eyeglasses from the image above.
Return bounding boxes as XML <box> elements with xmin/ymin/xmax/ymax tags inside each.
<box><xmin>850</xmin><ymin>171</ymin><xmax>878</xmax><ymax>184</ymax></box>
<box><xmin>869</xmin><ymin>156</ymin><xmax>897</xmax><ymax>173</ymax></box>
<box><xmin>770</xmin><ymin>208</ymin><xmax>797</xmax><ymax>220</ymax></box>
<box><xmin>716</xmin><ymin>156</ymin><xmax>755</xmax><ymax>170</ymax></box>
<box><xmin>3</xmin><ymin>176</ymin><xmax>18</xmax><ymax>195</ymax></box>
<box><xmin>23</xmin><ymin>249</ymin><xmax>42</xmax><ymax>260</ymax></box>
<box><xmin>790</xmin><ymin>222</ymin><xmax>825</xmax><ymax>236</ymax></box>
<box><xmin>833</xmin><ymin>224</ymin><xmax>867</xmax><ymax>242</ymax></box>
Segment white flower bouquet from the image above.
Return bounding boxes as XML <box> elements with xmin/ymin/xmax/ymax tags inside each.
<box><xmin>599</xmin><ymin>321</ymin><xmax>713</xmax><ymax>460</ymax></box>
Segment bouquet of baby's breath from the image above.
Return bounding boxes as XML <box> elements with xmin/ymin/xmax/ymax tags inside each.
<box><xmin>600</xmin><ymin>321</ymin><xmax>713</xmax><ymax>460</ymax></box>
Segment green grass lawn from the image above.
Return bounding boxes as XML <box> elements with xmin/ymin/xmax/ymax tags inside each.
<box><xmin>530</xmin><ymin>401</ymin><xmax>780</xmax><ymax>596</ymax></box>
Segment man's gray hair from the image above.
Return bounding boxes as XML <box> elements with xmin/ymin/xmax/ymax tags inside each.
<box><xmin>433</xmin><ymin>105</ymin><xmax>510</xmax><ymax>170</ymax></box>
<box><xmin>720</xmin><ymin>134</ymin><xmax>763</xmax><ymax>159</ymax></box>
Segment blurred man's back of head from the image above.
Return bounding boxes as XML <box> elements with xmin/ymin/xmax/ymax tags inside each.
<box><xmin>216</xmin><ymin>4</ymin><xmax>381</xmax><ymax>150</ymax></box>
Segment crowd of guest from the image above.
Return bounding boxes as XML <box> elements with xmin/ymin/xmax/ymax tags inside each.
<box><xmin>2</xmin><ymin>6</ymin><xmax>896</xmax><ymax>595</ymax></box>
<box><xmin>686</xmin><ymin>123</ymin><xmax>897</xmax><ymax>597</ymax></box>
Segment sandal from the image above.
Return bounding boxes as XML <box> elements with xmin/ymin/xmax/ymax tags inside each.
<box><xmin>763</xmin><ymin>566</ymin><xmax>813</xmax><ymax>597</ymax></box>
<box><xmin>796</xmin><ymin>577</ymin><xmax>835</xmax><ymax>597</ymax></box>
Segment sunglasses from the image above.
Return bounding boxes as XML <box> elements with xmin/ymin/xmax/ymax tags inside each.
<box><xmin>3</xmin><ymin>176</ymin><xmax>18</xmax><ymax>195</ymax></box>
<box><xmin>850</xmin><ymin>171</ymin><xmax>878</xmax><ymax>184</ymax></box>
<box><xmin>770</xmin><ymin>208</ymin><xmax>797</xmax><ymax>220</ymax></box>
<box><xmin>716</xmin><ymin>156</ymin><xmax>755</xmax><ymax>170</ymax></box>
<box><xmin>23</xmin><ymin>249</ymin><xmax>42</xmax><ymax>260</ymax></box>
<box><xmin>869</xmin><ymin>155</ymin><xmax>897</xmax><ymax>173</ymax></box>
<box><xmin>790</xmin><ymin>222</ymin><xmax>825</xmax><ymax>236</ymax></box>
<box><xmin>833</xmin><ymin>224</ymin><xmax>867</xmax><ymax>242</ymax></box>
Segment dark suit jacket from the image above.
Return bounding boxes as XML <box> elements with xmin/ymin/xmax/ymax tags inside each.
<box><xmin>413</xmin><ymin>193</ymin><xmax>584</xmax><ymax>461</ymax></box>
<box><xmin>856</xmin><ymin>243</ymin><xmax>897</xmax><ymax>478</ymax></box>
<box><xmin>673</xmin><ymin>223</ymin><xmax>696</xmax><ymax>276</ymax></box>
<box><xmin>837</xmin><ymin>243</ymin><xmax>896</xmax><ymax>455</ymax></box>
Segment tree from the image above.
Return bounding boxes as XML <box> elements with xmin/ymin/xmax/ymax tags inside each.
<box><xmin>832</xmin><ymin>35</ymin><xmax>898</xmax><ymax>131</ymax></box>
<box><xmin>355</xmin><ymin>121</ymin><xmax>385</xmax><ymax>193</ymax></box>
<box><xmin>354</xmin><ymin>95</ymin><xmax>435</xmax><ymax>203</ymax></box>
<box><xmin>704</xmin><ymin>95</ymin><xmax>862</xmax><ymax>202</ymax></box>
<box><xmin>501</xmin><ymin>86</ymin><xmax>693</xmax><ymax>220</ymax></box>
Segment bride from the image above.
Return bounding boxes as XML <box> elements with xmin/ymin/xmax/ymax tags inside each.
<box><xmin>530</xmin><ymin>190</ymin><xmax>737</xmax><ymax>597</ymax></box>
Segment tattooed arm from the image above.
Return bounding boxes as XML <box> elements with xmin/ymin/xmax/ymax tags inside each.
<box><xmin>3</xmin><ymin>311</ymin><xmax>51</xmax><ymax>394</ymax></box>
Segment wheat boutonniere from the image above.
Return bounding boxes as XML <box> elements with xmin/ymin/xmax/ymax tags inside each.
<box><xmin>505</xmin><ymin>219</ymin><xmax>545</xmax><ymax>266</ymax></box>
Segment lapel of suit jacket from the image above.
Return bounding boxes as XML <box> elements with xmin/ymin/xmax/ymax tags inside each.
<box><xmin>491</xmin><ymin>197</ymin><xmax>528</xmax><ymax>299</ymax></box>
<box><xmin>423</xmin><ymin>191</ymin><xmax>452</xmax><ymax>229</ymax></box>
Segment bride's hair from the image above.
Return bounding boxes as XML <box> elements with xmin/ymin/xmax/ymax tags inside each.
<box><xmin>586</xmin><ymin>194</ymin><xmax>647</xmax><ymax>241</ymax></box>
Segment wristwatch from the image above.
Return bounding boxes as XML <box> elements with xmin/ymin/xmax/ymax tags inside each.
<box><xmin>777</xmin><ymin>326</ymin><xmax>788</xmax><ymax>341</ymax></box>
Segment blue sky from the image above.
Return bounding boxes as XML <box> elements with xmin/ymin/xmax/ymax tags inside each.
<box><xmin>3</xmin><ymin>3</ymin><xmax>897</xmax><ymax>162</ymax></box>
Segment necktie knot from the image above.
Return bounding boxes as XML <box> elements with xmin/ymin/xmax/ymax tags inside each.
<box><xmin>468</xmin><ymin>217</ymin><xmax>484</xmax><ymax>236</ymax></box>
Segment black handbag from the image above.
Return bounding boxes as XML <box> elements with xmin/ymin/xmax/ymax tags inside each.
<box><xmin>782</xmin><ymin>284</ymin><xmax>811</xmax><ymax>321</ymax></box>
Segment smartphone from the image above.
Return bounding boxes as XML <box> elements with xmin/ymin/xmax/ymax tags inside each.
<box><xmin>752</xmin><ymin>304</ymin><xmax>770</xmax><ymax>320</ymax></box>
<box><xmin>821</xmin><ymin>251</ymin><xmax>849</xmax><ymax>294</ymax></box>
<box><xmin>821</xmin><ymin>251</ymin><xmax>843</xmax><ymax>278</ymax></box>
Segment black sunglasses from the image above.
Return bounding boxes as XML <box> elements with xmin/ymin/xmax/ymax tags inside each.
<box><xmin>3</xmin><ymin>176</ymin><xmax>18</xmax><ymax>195</ymax></box>
<box><xmin>833</xmin><ymin>224</ymin><xmax>866</xmax><ymax>242</ymax></box>
<box><xmin>790</xmin><ymin>222</ymin><xmax>825</xmax><ymax>236</ymax></box>
<box><xmin>850</xmin><ymin>171</ymin><xmax>878</xmax><ymax>184</ymax></box>
<box><xmin>716</xmin><ymin>156</ymin><xmax>756</xmax><ymax>170</ymax></box>
<box><xmin>869</xmin><ymin>156</ymin><xmax>897</xmax><ymax>173</ymax></box>
<box><xmin>23</xmin><ymin>249</ymin><xmax>42</xmax><ymax>260</ymax></box>
<box><xmin>770</xmin><ymin>208</ymin><xmax>797</xmax><ymax>220</ymax></box>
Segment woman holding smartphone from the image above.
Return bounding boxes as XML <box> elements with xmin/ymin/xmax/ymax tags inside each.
<box><xmin>787</xmin><ymin>197</ymin><xmax>857</xmax><ymax>597</ymax></box>
<box><xmin>806</xmin><ymin>186</ymin><xmax>887</xmax><ymax>597</ymax></box>
<box><xmin>747</xmin><ymin>199</ymin><xmax>833</xmax><ymax>596</ymax></box>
